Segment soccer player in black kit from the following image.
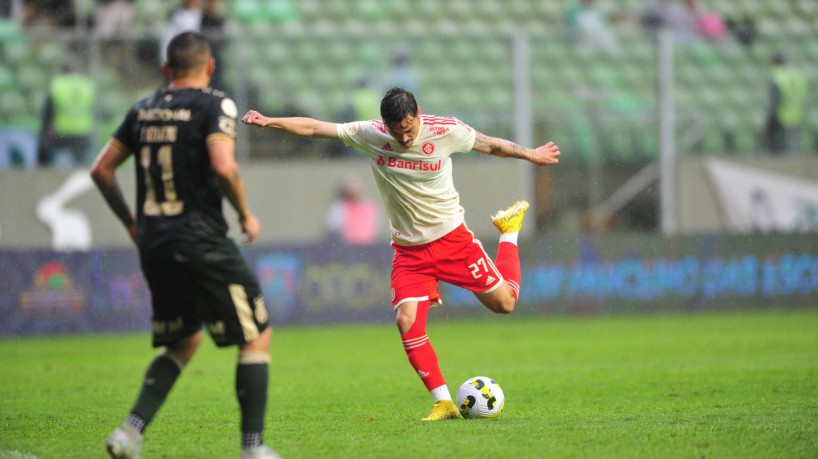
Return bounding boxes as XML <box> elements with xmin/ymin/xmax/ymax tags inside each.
<box><xmin>91</xmin><ymin>32</ymin><xmax>279</xmax><ymax>459</ymax></box>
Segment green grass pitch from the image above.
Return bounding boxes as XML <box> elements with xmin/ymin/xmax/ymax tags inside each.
<box><xmin>1</xmin><ymin>309</ymin><xmax>817</xmax><ymax>458</ymax></box>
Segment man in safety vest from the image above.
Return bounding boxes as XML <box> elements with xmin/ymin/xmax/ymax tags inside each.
<box><xmin>765</xmin><ymin>50</ymin><xmax>807</xmax><ymax>155</ymax></box>
<box><xmin>38</xmin><ymin>63</ymin><xmax>96</xmax><ymax>167</ymax></box>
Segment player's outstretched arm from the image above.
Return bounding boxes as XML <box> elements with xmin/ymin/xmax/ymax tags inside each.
<box><xmin>472</xmin><ymin>132</ymin><xmax>560</xmax><ymax>166</ymax></box>
<box><xmin>241</xmin><ymin>110</ymin><xmax>340</xmax><ymax>139</ymax></box>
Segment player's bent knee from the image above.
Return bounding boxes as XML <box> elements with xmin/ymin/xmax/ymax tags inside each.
<box><xmin>491</xmin><ymin>298</ymin><xmax>515</xmax><ymax>314</ymax></box>
<box><xmin>396</xmin><ymin>313</ymin><xmax>415</xmax><ymax>335</ymax></box>
<box><xmin>498</xmin><ymin>300</ymin><xmax>516</xmax><ymax>314</ymax></box>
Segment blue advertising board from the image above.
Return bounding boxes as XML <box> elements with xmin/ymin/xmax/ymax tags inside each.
<box><xmin>1</xmin><ymin>234</ymin><xmax>816</xmax><ymax>337</ymax></box>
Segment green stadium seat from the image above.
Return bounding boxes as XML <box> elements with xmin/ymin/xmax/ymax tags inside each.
<box><xmin>262</xmin><ymin>0</ymin><xmax>302</xmax><ymax>23</ymax></box>
<box><xmin>1</xmin><ymin>40</ymin><xmax>28</xmax><ymax>66</ymax></box>
<box><xmin>135</xmin><ymin>0</ymin><xmax>168</xmax><ymax>24</ymax></box>
<box><xmin>0</xmin><ymin>67</ymin><xmax>17</xmax><ymax>93</ymax></box>
<box><xmin>16</xmin><ymin>64</ymin><xmax>46</xmax><ymax>93</ymax></box>
<box><xmin>0</xmin><ymin>91</ymin><xmax>26</xmax><ymax>117</ymax></box>
<box><xmin>0</xmin><ymin>18</ymin><xmax>23</xmax><ymax>42</ymax></box>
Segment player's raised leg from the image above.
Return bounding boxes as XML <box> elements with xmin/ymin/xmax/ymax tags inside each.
<box><xmin>396</xmin><ymin>300</ymin><xmax>460</xmax><ymax>421</ymax></box>
<box><xmin>475</xmin><ymin>200</ymin><xmax>529</xmax><ymax>314</ymax></box>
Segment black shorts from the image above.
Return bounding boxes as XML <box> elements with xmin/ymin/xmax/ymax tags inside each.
<box><xmin>140</xmin><ymin>239</ymin><xmax>269</xmax><ymax>348</ymax></box>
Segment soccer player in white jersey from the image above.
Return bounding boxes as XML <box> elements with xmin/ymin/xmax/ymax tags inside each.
<box><xmin>242</xmin><ymin>88</ymin><xmax>560</xmax><ymax>420</ymax></box>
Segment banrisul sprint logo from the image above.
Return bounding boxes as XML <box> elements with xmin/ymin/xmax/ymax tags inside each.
<box><xmin>377</xmin><ymin>155</ymin><xmax>441</xmax><ymax>171</ymax></box>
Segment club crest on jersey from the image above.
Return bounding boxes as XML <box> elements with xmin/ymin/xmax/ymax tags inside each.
<box><xmin>382</xmin><ymin>143</ymin><xmax>393</xmax><ymax>151</ymax></box>
<box><xmin>422</xmin><ymin>142</ymin><xmax>435</xmax><ymax>155</ymax></box>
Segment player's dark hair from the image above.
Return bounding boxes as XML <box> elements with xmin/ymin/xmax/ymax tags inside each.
<box><xmin>380</xmin><ymin>87</ymin><xmax>418</xmax><ymax>127</ymax></box>
<box><xmin>166</xmin><ymin>31</ymin><xmax>211</xmax><ymax>75</ymax></box>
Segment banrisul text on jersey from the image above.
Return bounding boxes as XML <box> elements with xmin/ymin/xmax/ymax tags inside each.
<box><xmin>377</xmin><ymin>156</ymin><xmax>442</xmax><ymax>171</ymax></box>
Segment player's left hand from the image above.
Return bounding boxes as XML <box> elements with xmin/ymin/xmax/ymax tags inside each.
<box><xmin>240</xmin><ymin>213</ymin><xmax>261</xmax><ymax>245</ymax></box>
<box><xmin>241</xmin><ymin>110</ymin><xmax>267</xmax><ymax>127</ymax></box>
<box><xmin>530</xmin><ymin>141</ymin><xmax>560</xmax><ymax>166</ymax></box>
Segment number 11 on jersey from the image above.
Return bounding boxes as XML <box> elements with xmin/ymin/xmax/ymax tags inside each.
<box><xmin>140</xmin><ymin>145</ymin><xmax>184</xmax><ymax>216</ymax></box>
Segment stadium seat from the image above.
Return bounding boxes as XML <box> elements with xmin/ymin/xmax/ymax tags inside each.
<box><xmin>0</xmin><ymin>67</ymin><xmax>16</xmax><ymax>93</ymax></box>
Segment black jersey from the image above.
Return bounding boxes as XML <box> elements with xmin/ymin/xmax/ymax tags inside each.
<box><xmin>113</xmin><ymin>87</ymin><xmax>239</xmax><ymax>251</ymax></box>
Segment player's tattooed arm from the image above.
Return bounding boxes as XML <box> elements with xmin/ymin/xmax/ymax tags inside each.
<box><xmin>90</xmin><ymin>141</ymin><xmax>137</xmax><ymax>242</ymax></box>
<box><xmin>473</xmin><ymin>132</ymin><xmax>560</xmax><ymax>166</ymax></box>
<box><xmin>473</xmin><ymin>132</ymin><xmax>530</xmax><ymax>159</ymax></box>
<box><xmin>209</xmin><ymin>140</ymin><xmax>260</xmax><ymax>244</ymax></box>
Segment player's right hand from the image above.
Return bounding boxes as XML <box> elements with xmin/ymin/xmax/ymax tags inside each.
<box><xmin>240</xmin><ymin>213</ymin><xmax>261</xmax><ymax>245</ymax></box>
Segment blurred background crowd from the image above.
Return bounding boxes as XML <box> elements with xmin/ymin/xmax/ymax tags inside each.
<box><xmin>0</xmin><ymin>0</ymin><xmax>815</xmax><ymax>234</ymax></box>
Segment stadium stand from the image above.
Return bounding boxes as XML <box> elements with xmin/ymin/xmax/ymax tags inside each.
<box><xmin>1</xmin><ymin>0</ymin><xmax>816</xmax><ymax>164</ymax></box>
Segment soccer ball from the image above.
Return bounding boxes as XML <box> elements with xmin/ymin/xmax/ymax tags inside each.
<box><xmin>456</xmin><ymin>376</ymin><xmax>505</xmax><ymax>419</ymax></box>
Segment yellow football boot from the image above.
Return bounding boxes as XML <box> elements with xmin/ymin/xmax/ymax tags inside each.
<box><xmin>421</xmin><ymin>400</ymin><xmax>461</xmax><ymax>421</ymax></box>
<box><xmin>491</xmin><ymin>200</ymin><xmax>530</xmax><ymax>234</ymax></box>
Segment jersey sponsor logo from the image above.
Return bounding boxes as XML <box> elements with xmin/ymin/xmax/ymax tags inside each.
<box><xmin>382</xmin><ymin>143</ymin><xmax>393</xmax><ymax>151</ymax></box>
<box><xmin>429</xmin><ymin>126</ymin><xmax>449</xmax><ymax>135</ymax></box>
<box><xmin>421</xmin><ymin>142</ymin><xmax>435</xmax><ymax>155</ymax></box>
<box><xmin>377</xmin><ymin>155</ymin><xmax>441</xmax><ymax>171</ymax></box>
<box><xmin>137</xmin><ymin>108</ymin><xmax>191</xmax><ymax>122</ymax></box>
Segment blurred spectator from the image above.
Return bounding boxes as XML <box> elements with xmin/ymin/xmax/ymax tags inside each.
<box><xmin>348</xmin><ymin>76</ymin><xmax>381</xmax><ymax>121</ymax></box>
<box><xmin>695</xmin><ymin>8</ymin><xmax>726</xmax><ymax>41</ymax></box>
<box><xmin>201</xmin><ymin>0</ymin><xmax>225</xmax><ymax>90</ymax></box>
<box><xmin>94</xmin><ymin>0</ymin><xmax>136</xmax><ymax>71</ymax></box>
<box><xmin>564</xmin><ymin>0</ymin><xmax>618</xmax><ymax>53</ymax></box>
<box><xmin>764</xmin><ymin>50</ymin><xmax>807</xmax><ymax>155</ymax></box>
<box><xmin>23</xmin><ymin>0</ymin><xmax>76</xmax><ymax>28</ymax></box>
<box><xmin>0</xmin><ymin>0</ymin><xmax>14</xmax><ymax>18</ymax></box>
<box><xmin>726</xmin><ymin>16</ymin><xmax>757</xmax><ymax>47</ymax></box>
<box><xmin>159</xmin><ymin>0</ymin><xmax>202</xmax><ymax>65</ymax></box>
<box><xmin>0</xmin><ymin>125</ymin><xmax>37</xmax><ymax>168</ymax></box>
<box><xmin>37</xmin><ymin>62</ymin><xmax>96</xmax><ymax>167</ymax></box>
<box><xmin>388</xmin><ymin>47</ymin><xmax>420</xmax><ymax>96</ymax></box>
<box><xmin>325</xmin><ymin>179</ymin><xmax>381</xmax><ymax>245</ymax></box>
<box><xmin>95</xmin><ymin>0</ymin><xmax>135</xmax><ymax>37</ymax></box>
<box><xmin>639</xmin><ymin>0</ymin><xmax>701</xmax><ymax>46</ymax></box>
<box><xmin>332</xmin><ymin>76</ymin><xmax>381</xmax><ymax>158</ymax></box>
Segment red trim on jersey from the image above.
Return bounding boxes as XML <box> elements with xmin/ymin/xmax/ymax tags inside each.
<box><xmin>421</xmin><ymin>115</ymin><xmax>456</xmax><ymax>125</ymax></box>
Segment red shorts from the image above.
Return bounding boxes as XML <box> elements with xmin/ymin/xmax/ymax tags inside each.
<box><xmin>390</xmin><ymin>224</ymin><xmax>504</xmax><ymax>309</ymax></box>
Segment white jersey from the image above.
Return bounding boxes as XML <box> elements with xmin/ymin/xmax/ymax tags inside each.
<box><xmin>337</xmin><ymin>115</ymin><xmax>477</xmax><ymax>246</ymax></box>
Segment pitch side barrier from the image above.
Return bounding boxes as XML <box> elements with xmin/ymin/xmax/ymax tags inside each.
<box><xmin>1</xmin><ymin>233</ymin><xmax>816</xmax><ymax>337</ymax></box>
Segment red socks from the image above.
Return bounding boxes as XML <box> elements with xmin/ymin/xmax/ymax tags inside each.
<box><xmin>401</xmin><ymin>300</ymin><xmax>445</xmax><ymax>391</ymax></box>
<box><xmin>495</xmin><ymin>241</ymin><xmax>521</xmax><ymax>301</ymax></box>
